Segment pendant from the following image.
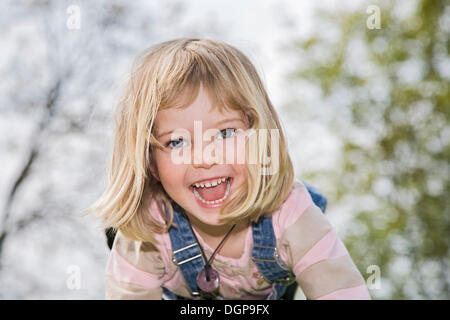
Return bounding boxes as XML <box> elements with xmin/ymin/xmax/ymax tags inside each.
<box><xmin>196</xmin><ymin>267</ymin><xmax>220</xmax><ymax>293</ymax></box>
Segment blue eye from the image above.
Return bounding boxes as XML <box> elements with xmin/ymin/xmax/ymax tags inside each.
<box><xmin>167</xmin><ymin>138</ymin><xmax>186</xmax><ymax>149</ymax></box>
<box><xmin>218</xmin><ymin>128</ymin><xmax>236</xmax><ymax>139</ymax></box>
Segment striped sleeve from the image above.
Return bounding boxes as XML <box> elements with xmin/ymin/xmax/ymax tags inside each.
<box><xmin>105</xmin><ymin>231</ymin><xmax>165</xmax><ymax>300</ymax></box>
<box><xmin>277</xmin><ymin>187</ymin><xmax>371</xmax><ymax>300</ymax></box>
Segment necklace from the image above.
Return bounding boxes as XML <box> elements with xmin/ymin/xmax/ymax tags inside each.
<box><xmin>184</xmin><ymin>214</ymin><xmax>236</xmax><ymax>296</ymax></box>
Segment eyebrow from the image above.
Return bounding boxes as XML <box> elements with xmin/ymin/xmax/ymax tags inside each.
<box><xmin>156</xmin><ymin>118</ymin><xmax>244</xmax><ymax>139</ymax></box>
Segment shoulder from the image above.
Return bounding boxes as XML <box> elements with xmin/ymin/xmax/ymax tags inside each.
<box><xmin>111</xmin><ymin>230</ymin><xmax>165</xmax><ymax>274</ymax></box>
<box><xmin>272</xmin><ymin>180</ymin><xmax>318</xmax><ymax>236</ymax></box>
<box><xmin>106</xmin><ymin>231</ymin><xmax>167</xmax><ymax>297</ymax></box>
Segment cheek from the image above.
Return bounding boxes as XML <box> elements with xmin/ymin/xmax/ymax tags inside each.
<box><xmin>235</xmin><ymin>164</ymin><xmax>248</xmax><ymax>181</ymax></box>
<box><xmin>154</xmin><ymin>150</ymin><xmax>183</xmax><ymax>185</ymax></box>
<box><xmin>219</xmin><ymin>136</ymin><xmax>249</xmax><ymax>182</ymax></box>
<box><xmin>221</xmin><ymin>134</ymin><xmax>248</xmax><ymax>165</ymax></box>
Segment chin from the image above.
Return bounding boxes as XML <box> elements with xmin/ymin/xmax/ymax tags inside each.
<box><xmin>184</xmin><ymin>202</ymin><xmax>225</xmax><ymax>226</ymax></box>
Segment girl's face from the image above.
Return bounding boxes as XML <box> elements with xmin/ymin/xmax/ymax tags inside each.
<box><xmin>153</xmin><ymin>84</ymin><xmax>249</xmax><ymax>227</ymax></box>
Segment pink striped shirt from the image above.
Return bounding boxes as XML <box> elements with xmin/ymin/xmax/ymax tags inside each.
<box><xmin>105</xmin><ymin>182</ymin><xmax>371</xmax><ymax>300</ymax></box>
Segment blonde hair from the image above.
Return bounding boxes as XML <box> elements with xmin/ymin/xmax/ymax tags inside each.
<box><xmin>85</xmin><ymin>38</ymin><xmax>294</xmax><ymax>243</ymax></box>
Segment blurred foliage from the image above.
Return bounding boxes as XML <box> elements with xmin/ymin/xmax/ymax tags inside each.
<box><xmin>288</xmin><ymin>0</ymin><xmax>449</xmax><ymax>299</ymax></box>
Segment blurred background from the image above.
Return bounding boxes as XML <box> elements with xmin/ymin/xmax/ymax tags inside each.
<box><xmin>0</xmin><ymin>0</ymin><xmax>448</xmax><ymax>299</ymax></box>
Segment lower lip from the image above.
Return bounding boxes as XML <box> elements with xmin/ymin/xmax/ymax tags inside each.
<box><xmin>191</xmin><ymin>178</ymin><xmax>233</xmax><ymax>209</ymax></box>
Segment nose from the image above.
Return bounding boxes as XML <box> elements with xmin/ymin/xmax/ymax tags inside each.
<box><xmin>191</xmin><ymin>138</ymin><xmax>222</xmax><ymax>168</ymax></box>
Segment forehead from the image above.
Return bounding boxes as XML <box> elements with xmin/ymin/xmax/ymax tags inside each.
<box><xmin>155</xmin><ymin>85</ymin><xmax>244</xmax><ymax>134</ymax></box>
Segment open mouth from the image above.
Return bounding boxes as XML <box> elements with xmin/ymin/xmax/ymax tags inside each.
<box><xmin>189</xmin><ymin>177</ymin><xmax>233</xmax><ymax>206</ymax></box>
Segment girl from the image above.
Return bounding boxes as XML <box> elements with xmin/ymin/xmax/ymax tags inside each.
<box><xmin>87</xmin><ymin>38</ymin><xmax>371</xmax><ymax>300</ymax></box>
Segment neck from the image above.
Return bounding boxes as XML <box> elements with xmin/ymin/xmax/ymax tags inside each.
<box><xmin>185</xmin><ymin>213</ymin><xmax>249</xmax><ymax>241</ymax></box>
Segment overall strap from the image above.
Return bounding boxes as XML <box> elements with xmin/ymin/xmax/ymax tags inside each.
<box><xmin>167</xmin><ymin>201</ymin><xmax>204</xmax><ymax>297</ymax></box>
<box><xmin>252</xmin><ymin>182</ymin><xmax>328</xmax><ymax>300</ymax></box>
<box><xmin>252</xmin><ymin>216</ymin><xmax>296</xmax><ymax>300</ymax></box>
<box><xmin>303</xmin><ymin>182</ymin><xmax>327</xmax><ymax>213</ymax></box>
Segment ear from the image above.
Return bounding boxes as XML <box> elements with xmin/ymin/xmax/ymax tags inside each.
<box><xmin>149</xmin><ymin>163</ymin><xmax>160</xmax><ymax>181</ymax></box>
<box><xmin>148</xmin><ymin>148</ymin><xmax>161</xmax><ymax>181</ymax></box>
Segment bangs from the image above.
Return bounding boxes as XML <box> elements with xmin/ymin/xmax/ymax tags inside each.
<box><xmin>155</xmin><ymin>43</ymin><xmax>255</xmax><ymax>128</ymax></box>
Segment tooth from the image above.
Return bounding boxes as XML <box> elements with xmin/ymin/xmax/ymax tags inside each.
<box><xmin>193</xmin><ymin>178</ymin><xmax>232</xmax><ymax>205</ymax></box>
<box><xmin>205</xmin><ymin>182</ymin><xmax>211</xmax><ymax>187</ymax></box>
<box><xmin>222</xmin><ymin>177</ymin><xmax>226</xmax><ymax>182</ymax></box>
<box><xmin>211</xmin><ymin>181</ymin><xmax>218</xmax><ymax>187</ymax></box>
<box><xmin>200</xmin><ymin>183</ymin><xmax>205</xmax><ymax>188</ymax></box>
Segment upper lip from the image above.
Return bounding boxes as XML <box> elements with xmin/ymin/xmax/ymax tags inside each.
<box><xmin>190</xmin><ymin>176</ymin><xmax>230</xmax><ymax>186</ymax></box>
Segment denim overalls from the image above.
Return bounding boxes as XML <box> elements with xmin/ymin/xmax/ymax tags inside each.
<box><xmin>163</xmin><ymin>183</ymin><xmax>327</xmax><ymax>300</ymax></box>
